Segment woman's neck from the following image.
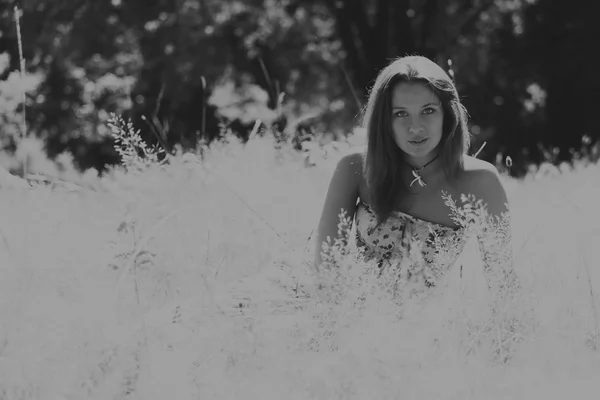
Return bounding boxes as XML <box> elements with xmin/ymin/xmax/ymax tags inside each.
<box><xmin>402</xmin><ymin>153</ymin><xmax>444</xmax><ymax>188</ymax></box>
<box><xmin>404</xmin><ymin>152</ymin><xmax>440</xmax><ymax>170</ymax></box>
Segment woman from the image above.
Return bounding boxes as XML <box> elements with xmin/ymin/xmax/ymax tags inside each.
<box><xmin>314</xmin><ymin>55</ymin><xmax>518</xmax><ymax>298</ymax></box>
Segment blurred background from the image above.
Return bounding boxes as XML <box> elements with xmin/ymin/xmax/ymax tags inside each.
<box><xmin>0</xmin><ymin>0</ymin><xmax>598</xmax><ymax>177</ymax></box>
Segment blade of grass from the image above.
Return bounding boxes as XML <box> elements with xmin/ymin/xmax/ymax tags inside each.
<box><xmin>141</xmin><ymin>115</ymin><xmax>171</xmax><ymax>155</ymax></box>
<box><xmin>341</xmin><ymin>64</ymin><xmax>362</xmax><ymax>113</ymax></box>
<box><xmin>473</xmin><ymin>141</ymin><xmax>487</xmax><ymax>158</ymax></box>
<box><xmin>14</xmin><ymin>6</ymin><xmax>28</xmax><ymax>177</ymax></box>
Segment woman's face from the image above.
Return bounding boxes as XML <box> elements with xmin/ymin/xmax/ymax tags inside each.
<box><xmin>390</xmin><ymin>82</ymin><xmax>444</xmax><ymax>166</ymax></box>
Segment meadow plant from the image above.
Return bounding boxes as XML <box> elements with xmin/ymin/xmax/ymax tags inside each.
<box><xmin>313</xmin><ymin>187</ymin><xmax>535</xmax><ymax>365</ymax></box>
<box><xmin>2</xmin><ymin>116</ymin><xmax>599</xmax><ymax>398</ymax></box>
<box><xmin>442</xmin><ymin>192</ymin><xmax>520</xmax><ymax>298</ymax></box>
<box><xmin>107</xmin><ymin>113</ymin><xmax>165</xmax><ymax>172</ymax></box>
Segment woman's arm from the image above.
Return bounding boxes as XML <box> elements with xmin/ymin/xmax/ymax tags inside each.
<box><xmin>468</xmin><ymin>167</ymin><xmax>520</xmax><ymax>298</ymax></box>
<box><xmin>313</xmin><ymin>153</ymin><xmax>361</xmax><ymax>271</ymax></box>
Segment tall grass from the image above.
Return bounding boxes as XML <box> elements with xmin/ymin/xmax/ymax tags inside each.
<box><xmin>0</xmin><ymin>117</ymin><xmax>599</xmax><ymax>399</ymax></box>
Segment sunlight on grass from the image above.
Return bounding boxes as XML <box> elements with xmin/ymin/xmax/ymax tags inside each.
<box><xmin>0</xmin><ymin>133</ymin><xmax>599</xmax><ymax>399</ymax></box>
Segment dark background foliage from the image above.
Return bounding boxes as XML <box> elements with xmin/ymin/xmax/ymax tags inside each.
<box><xmin>0</xmin><ymin>0</ymin><xmax>597</xmax><ymax>176</ymax></box>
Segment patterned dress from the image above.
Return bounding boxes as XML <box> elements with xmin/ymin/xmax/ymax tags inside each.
<box><xmin>355</xmin><ymin>201</ymin><xmax>470</xmax><ymax>289</ymax></box>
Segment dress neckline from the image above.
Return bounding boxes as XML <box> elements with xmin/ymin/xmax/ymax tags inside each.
<box><xmin>358</xmin><ymin>201</ymin><xmax>461</xmax><ymax>232</ymax></box>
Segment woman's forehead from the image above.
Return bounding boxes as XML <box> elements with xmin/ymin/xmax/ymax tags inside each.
<box><xmin>391</xmin><ymin>82</ymin><xmax>440</xmax><ymax>107</ymax></box>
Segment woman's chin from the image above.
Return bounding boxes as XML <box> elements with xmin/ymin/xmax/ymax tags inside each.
<box><xmin>401</xmin><ymin>147</ymin><xmax>436</xmax><ymax>160</ymax></box>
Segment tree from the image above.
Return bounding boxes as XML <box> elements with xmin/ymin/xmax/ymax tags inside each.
<box><xmin>521</xmin><ymin>0</ymin><xmax>600</xmax><ymax>162</ymax></box>
<box><xmin>0</xmin><ymin>0</ymin><xmax>596</xmax><ymax>175</ymax></box>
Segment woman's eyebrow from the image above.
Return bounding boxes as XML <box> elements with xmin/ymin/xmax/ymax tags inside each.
<box><xmin>392</xmin><ymin>102</ymin><xmax>440</xmax><ymax>110</ymax></box>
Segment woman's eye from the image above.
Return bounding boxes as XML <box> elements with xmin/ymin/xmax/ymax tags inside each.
<box><xmin>423</xmin><ymin>108</ymin><xmax>435</xmax><ymax>115</ymax></box>
<box><xmin>395</xmin><ymin>111</ymin><xmax>408</xmax><ymax>117</ymax></box>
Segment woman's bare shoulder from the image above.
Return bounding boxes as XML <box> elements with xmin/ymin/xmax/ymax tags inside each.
<box><xmin>459</xmin><ymin>156</ymin><xmax>509</xmax><ymax>216</ymax></box>
<box><xmin>339</xmin><ymin>150</ymin><xmax>364</xmax><ymax>168</ymax></box>
<box><xmin>332</xmin><ymin>151</ymin><xmax>369</xmax><ymax>201</ymax></box>
<box><xmin>460</xmin><ymin>156</ymin><xmax>503</xmax><ymax>183</ymax></box>
<box><xmin>333</xmin><ymin>151</ymin><xmax>364</xmax><ymax>180</ymax></box>
<box><xmin>463</xmin><ymin>155</ymin><xmax>498</xmax><ymax>173</ymax></box>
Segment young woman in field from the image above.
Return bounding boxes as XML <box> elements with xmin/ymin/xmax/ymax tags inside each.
<box><xmin>314</xmin><ymin>55</ymin><xmax>518</xmax><ymax>296</ymax></box>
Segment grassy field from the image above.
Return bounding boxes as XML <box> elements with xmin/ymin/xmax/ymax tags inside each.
<box><xmin>0</xmin><ymin>134</ymin><xmax>599</xmax><ymax>399</ymax></box>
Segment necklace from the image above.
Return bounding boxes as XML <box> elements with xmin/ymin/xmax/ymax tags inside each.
<box><xmin>408</xmin><ymin>154</ymin><xmax>439</xmax><ymax>187</ymax></box>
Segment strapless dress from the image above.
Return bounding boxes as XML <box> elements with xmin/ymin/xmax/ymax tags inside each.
<box><xmin>355</xmin><ymin>201</ymin><xmax>470</xmax><ymax>288</ymax></box>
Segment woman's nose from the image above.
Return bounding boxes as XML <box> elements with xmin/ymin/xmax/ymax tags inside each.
<box><xmin>408</xmin><ymin>124</ymin><xmax>423</xmax><ymax>134</ymax></box>
<box><xmin>408</xmin><ymin>117</ymin><xmax>423</xmax><ymax>133</ymax></box>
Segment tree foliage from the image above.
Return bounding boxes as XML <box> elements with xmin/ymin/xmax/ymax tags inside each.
<box><xmin>0</xmin><ymin>0</ymin><xmax>597</xmax><ymax>175</ymax></box>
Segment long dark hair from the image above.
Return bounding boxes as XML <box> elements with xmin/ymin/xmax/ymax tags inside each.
<box><xmin>361</xmin><ymin>55</ymin><xmax>471</xmax><ymax>227</ymax></box>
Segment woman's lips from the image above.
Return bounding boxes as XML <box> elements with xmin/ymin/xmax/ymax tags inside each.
<box><xmin>409</xmin><ymin>138</ymin><xmax>428</xmax><ymax>145</ymax></box>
